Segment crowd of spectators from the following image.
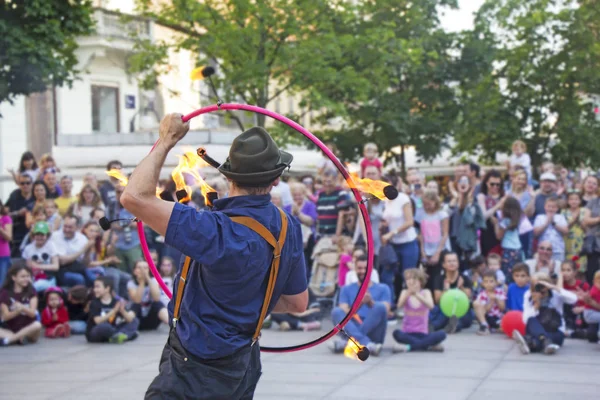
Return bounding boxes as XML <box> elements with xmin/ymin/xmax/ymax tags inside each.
<box><xmin>1</xmin><ymin>140</ymin><xmax>600</xmax><ymax>359</ymax></box>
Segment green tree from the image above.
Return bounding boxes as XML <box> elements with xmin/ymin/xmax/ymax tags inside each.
<box><xmin>129</xmin><ymin>0</ymin><xmax>367</xmax><ymax>146</ymax></box>
<box><xmin>309</xmin><ymin>0</ymin><xmax>461</xmax><ymax>173</ymax></box>
<box><xmin>0</xmin><ymin>0</ymin><xmax>95</xmax><ymax>108</ymax></box>
<box><xmin>454</xmin><ymin>0</ymin><xmax>600</xmax><ymax>170</ymax></box>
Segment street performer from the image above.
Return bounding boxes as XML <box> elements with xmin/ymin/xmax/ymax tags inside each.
<box><xmin>121</xmin><ymin>113</ymin><xmax>308</xmax><ymax>399</ymax></box>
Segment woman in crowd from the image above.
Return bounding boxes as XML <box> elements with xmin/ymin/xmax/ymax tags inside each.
<box><xmin>580</xmin><ymin>175</ymin><xmax>598</xmax><ymax>207</ymax></box>
<box><xmin>582</xmin><ymin>192</ymin><xmax>600</xmax><ymax>285</ymax></box>
<box><xmin>127</xmin><ymin>260</ymin><xmax>169</xmax><ymax>331</ymax></box>
<box><xmin>69</xmin><ymin>184</ymin><xmax>105</xmax><ymax>225</ymax></box>
<box><xmin>25</xmin><ymin>181</ymin><xmax>49</xmax><ymax>229</ymax></box>
<box><xmin>563</xmin><ymin>191</ymin><xmax>586</xmax><ymax>271</ymax></box>
<box><xmin>381</xmin><ymin>175</ymin><xmax>419</xmax><ymax>302</ymax></box>
<box><xmin>477</xmin><ymin>170</ymin><xmax>506</xmax><ymax>257</ymax></box>
<box><xmin>449</xmin><ymin>175</ymin><xmax>485</xmax><ymax>270</ymax></box>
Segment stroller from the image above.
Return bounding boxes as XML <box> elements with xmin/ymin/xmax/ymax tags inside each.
<box><xmin>308</xmin><ymin>236</ymin><xmax>340</xmax><ymax>315</ymax></box>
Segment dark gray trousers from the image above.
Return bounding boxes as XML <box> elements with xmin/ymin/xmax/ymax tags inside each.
<box><xmin>145</xmin><ymin>329</ymin><xmax>262</xmax><ymax>400</ymax></box>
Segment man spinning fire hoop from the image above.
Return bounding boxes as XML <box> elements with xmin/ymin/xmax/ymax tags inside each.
<box><xmin>121</xmin><ymin>113</ymin><xmax>308</xmax><ymax>399</ymax></box>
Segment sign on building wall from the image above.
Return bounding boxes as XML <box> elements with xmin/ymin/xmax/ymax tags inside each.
<box><xmin>125</xmin><ymin>95</ymin><xmax>136</xmax><ymax>109</ymax></box>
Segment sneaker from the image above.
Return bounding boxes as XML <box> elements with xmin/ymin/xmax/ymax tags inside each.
<box><xmin>428</xmin><ymin>344</ymin><xmax>445</xmax><ymax>352</ymax></box>
<box><xmin>262</xmin><ymin>316</ymin><xmax>272</xmax><ymax>329</ymax></box>
<box><xmin>109</xmin><ymin>333</ymin><xmax>129</xmax><ymax>344</ymax></box>
<box><xmin>392</xmin><ymin>343</ymin><xmax>410</xmax><ymax>353</ymax></box>
<box><xmin>328</xmin><ymin>339</ymin><xmax>346</xmax><ymax>354</ymax></box>
<box><xmin>445</xmin><ymin>316</ymin><xmax>458</xmax><ymax>334</ymax></box>
<box><xmin>544</xmin><ymin>343</ymin><xmax>560</xmax><ymax>355</ymax></box>
<box><xmin>512</xmin><ymin>330</ymin><xmax>530</xmax><ymax>355</ymax></box>
<box><xmin>477</xmin><ymin>325</ymin><xmax>490</xmax><ymax>336</ymax></box>
<box><xmin>279</xmin><ymin>321</ymin><xmax>291</xmax><ymax>331</ymax></box>
<box><xmin>366</xmin><ymin>342</ymin><xmax>383</xmax><ymax>357</ymax></box>
<box><xmin>302</xmin><ymin>321</ymin><xmax>321</xmax><ymax>332</ymax></box>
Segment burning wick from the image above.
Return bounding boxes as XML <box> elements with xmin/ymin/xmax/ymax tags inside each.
<box><xmin>338</xmin><ymin>327</ymin><xmax>370</xmax><ymax>361</ymax></box>
<box><xmin>196</xmin><ymin>147</ymin><xmax>221</xmax><ymax>169</ymax></box>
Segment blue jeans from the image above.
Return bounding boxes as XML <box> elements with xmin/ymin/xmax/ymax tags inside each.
<box><xmin>519</xmin><ymin>231</ymin><xmax>533</xmax><ymax>259</ymax></box>
<box><xmin>60</xmin><ymin>272</ymin><xmax>86</xmax><ymax>287</ymax></box>
<box><xmin>69</xmin><ymin>320</ymin><xmax>87</xmax><ymax>335</ymax></box>
<box><xmin>393</xmin><ymin>330</ymin><xmax>447</xmax><ymax>351</ymax></box>
<box><xmin>392</xmin><ymin>240</ymin><xmax>420</xmax><ymax>271</ymax></box>
<box><xmin>0</xmin><ymin>256</ymin><xmax>11</xmax><ymax>287</ymax></box>
<box><xmin>33</xmin><ymin>277</ymin><xmax>57</xmax><ymax>293</ymax></box>
<box><xmin>331</xmin><ymin>303</ymin><xmax>388</xmax><ymax>346</ymax></box>
<box><xmin>429</xmin><ymin>305</ymin><xmax>474</xmax><ymax>332</ymax></box>
<box><xmin>381</xmin><ymin>240</ymin><xmax>419</xmax><ymax>302</ymax></box>
<box><xmin>525</xmin><ymin>317</ymin><xmax>565</xmax><ymax>352</ymax></box>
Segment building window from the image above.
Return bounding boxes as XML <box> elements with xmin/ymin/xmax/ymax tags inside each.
<box><xmin>92</xmin><ymin>85</ymin><xmax>120</xmax><ymax>133</ymax></box>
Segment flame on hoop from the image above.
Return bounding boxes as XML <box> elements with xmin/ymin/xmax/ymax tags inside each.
<box><xmin>343</xmin><ymin>337</ymin><xmax>363</xmax><ymax>361</ymax></box>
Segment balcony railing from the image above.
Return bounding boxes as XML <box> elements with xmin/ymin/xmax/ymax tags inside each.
<box><xmin>93</xmin><ymin>9</ymin><xmax>152</xmax><ymax>42</ymax></box>
<box><xmin>56</xmin><ymin>128</ymin><xmax>240</xmax><ymax>147</ymax></box>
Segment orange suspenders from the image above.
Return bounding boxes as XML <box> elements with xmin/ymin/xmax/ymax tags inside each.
<box><xmin>172</xmin><ymin>208</ymin><xmax>289</xmax><ymax>345</ymax></box>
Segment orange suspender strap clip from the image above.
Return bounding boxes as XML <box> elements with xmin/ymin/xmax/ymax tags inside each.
<box><xmin>172</xmin><ymin>208</ymin><xmax>289</xmax><ymax>346</ymax></box>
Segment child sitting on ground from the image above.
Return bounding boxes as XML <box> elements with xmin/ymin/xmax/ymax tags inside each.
<box><xmin>473</xmin><ymin>269</ymin><xmax>506</xmax><ymax>335</ymax></box>
<box><xmin>0</xmin><ymin>264</ymin><xmax>43</xmax><ymax>346</ymax></box>
<box><xmin>506</xmin><ymin>263</ymin><xmax>531</xmax><ymax>311</ymax></box>
<box><xmin>561</xmin><ymin>260</ymin><xmax>589</xmax><ymax>338</ymax></box>
<box><xmin>66</xmin><ymin>285</ymin><xmax>91</xmax><ymax>334</ymax></box>
<box><xmin>464</xmin><ymin>256</ymin><xmax>486</xmax><ymax>298</ymax></box>
<box><xmin>392</xmin><ymin>268</ymin><xmax>446</xmax><ymax>352</ymax></box>
<box><xmin>513</xmin><ymin>272</ymin><xmax>577</xmax><ymax>355</ymax></box>
<box><xmin>41</xmin><ymin>287</ymin><xmax>71</xmax><ymax>338</ymax></box>
<box><xmin>486</xmin><ymin>254</ymin><xmax>506</xmax><ymax>288</ymax></box>
<box><xmin>86</xmin><ymin>276</ymin><xmax>139</xmax><ymax>344</ymax></box>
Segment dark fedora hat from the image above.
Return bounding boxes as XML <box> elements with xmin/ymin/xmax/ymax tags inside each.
<box><xmin>218</xmin><ymin>127</ymin><xmax>293</xmax><ymax>185</ymax></box>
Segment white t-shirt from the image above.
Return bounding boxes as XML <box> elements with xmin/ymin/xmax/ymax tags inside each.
<box><xmin>525</xmin><ymin>259</ymin><xmax>562</xmax><ymax>277</ymax></box>
<box><xmin>533</xmin><ymin>214</ymin><xmax>567</xmax><ymax>256</ymax></box>
<box><xmin>22</xmin><ymin>241</ymin><xmax>59</xmax><ymax>264</ymax></box>
<box><xmin>510</xmin><ymin>153</ymin><xmax>532</xmax><ymax>178</ymax></box>
<box><xmin>420</xmin><ymin>210</ymin><xmax>451</xmax><ymax>256</ymax></box>
<box><xmin>51</xmin><ymin>231</ymin><xmax>89</xmax><ymax>261</ymax></box>
<box><xmin>275</xmin><ymin>180</ymin><xmax>293</xmax><ymax>207</ymax></box>
<box><xmin>382</xmin><ymin>193</ymin><xmax>418</xmax><ymax>244</ymax></box>
<box><xmin>345</xmin><ymin>269</ymin><xmax>380</xmax><ymax>285</ymax></box>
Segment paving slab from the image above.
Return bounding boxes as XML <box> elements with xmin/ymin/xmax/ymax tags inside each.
<box><xmin>1</xmin><ymin>323</ymin><xmax>599</xmax><ymax>400</ymax></box>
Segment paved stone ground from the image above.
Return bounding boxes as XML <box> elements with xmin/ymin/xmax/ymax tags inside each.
<box><xmin>1</xmin><ymin>322</ymin><xmax>599</xmax><ymax>400</ymax></box>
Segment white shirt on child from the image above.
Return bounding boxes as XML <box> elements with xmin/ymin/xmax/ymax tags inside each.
<box><xmin>510</xmin><ymin>153</ymin><xmax>532</xmax><ymax>178</ymax></box>
<box><xmin>533</xmin><ymin>214</ymin><xmax>567</xmax><ymax>257</ymax></box>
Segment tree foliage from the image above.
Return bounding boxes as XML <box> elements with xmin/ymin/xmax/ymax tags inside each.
<box><xmin>0</xmin><ymin>0</ymin><xmax>95</xmax><ymax>107</ymax></box>
<box><xmin>454</xmin><ymin>0</ymin><xmax>600</xmax><ymax>170</ymax></box>
<box><xmin>129</xmin><ymin>0</ymin><xmax>366</xmax><ymax>147</ymax></box>
<box><xmin>309</xmin><ymin>0</ymin><xmax>461</xmax><ymax>170</ymax></box>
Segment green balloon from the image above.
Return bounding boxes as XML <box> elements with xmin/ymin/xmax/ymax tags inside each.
<box><xmin>440</xmin><ymin>289</ymin><xmax>470</xmax><ymax>318</ymax></box>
